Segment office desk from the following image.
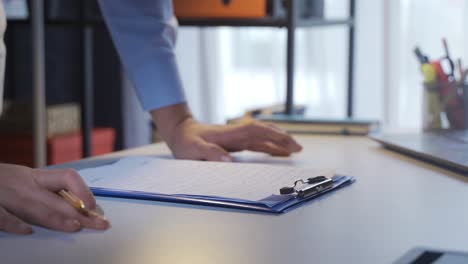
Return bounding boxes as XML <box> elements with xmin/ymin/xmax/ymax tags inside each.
<box><xmin>1</xmin><ymin>135</ymin><xmax>467</xmax><ymax>264</ymax></box>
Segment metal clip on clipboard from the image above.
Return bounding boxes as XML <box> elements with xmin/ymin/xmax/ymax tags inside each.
<box><xmin>279</xmin><ymin>176</ymin><xmax>333</xmax><ymax>198</ymax></box>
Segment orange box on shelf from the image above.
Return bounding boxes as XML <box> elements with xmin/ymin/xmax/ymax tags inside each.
<box><xmin>0</xmin><ymin>128</ymin><xmax>115</xmax><ymax>167</ymax></box>
<box><xmin>173</xmin><ymin>0</ymin><xmax>267</xmax><ymax>18</ymax></box>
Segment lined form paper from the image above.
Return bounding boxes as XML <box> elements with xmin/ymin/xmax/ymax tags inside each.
<box><xmin>78</xmin><ymin>156</ymin><xmax>334</xmax><ymax>202</ymax></box>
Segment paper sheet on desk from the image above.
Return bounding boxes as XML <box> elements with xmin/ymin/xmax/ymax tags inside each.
<box><xmin>78</xmin><ymin>156</ymin><xmax>334</xmax><ymax>205</ymax></box>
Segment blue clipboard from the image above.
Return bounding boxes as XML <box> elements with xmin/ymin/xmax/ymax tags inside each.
<box><xmin>90</xmin><ymin>175</ymin><xmax>355</xmax><ymax>214</ymax></box>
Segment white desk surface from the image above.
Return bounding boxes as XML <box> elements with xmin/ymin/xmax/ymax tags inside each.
<box><xmin>1</xmin><ymin>135</ymin><xmax>467</xmax><ymax>264</ymax></box>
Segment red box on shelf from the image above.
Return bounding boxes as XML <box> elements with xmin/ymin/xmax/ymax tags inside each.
<box><xmin>173</xmin><ymin>0</ymin><xmax>267</xmax><ymax>18</ymax></box>
<box><xmin>0</xmin><ymin>128</ymin><xmax>115</xmax><ymax>167</ymax></box>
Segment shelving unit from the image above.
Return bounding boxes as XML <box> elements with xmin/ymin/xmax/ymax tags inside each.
<box><xmin>178</xmin><ymin>0</ymin><xmax>356</xmax><ymax>116</ymax></box>
<box><xmin>30</xmin><ymin>0</ymin><xmax>46</xmax><ymax>167</ymax></box>
<box><xmin>13</xmin><ymin>0</ymin><xmax>100</xmax><ymax>167</ymax></box>
<box><xmin>178</xmin><ymin>17</ymin><xmax>353</xmax><ymax>28</ymax></box>
<box><xmin>21</xmin><ymin>0</ymin><xmax>355</xmax><ymax>167</ymax></box>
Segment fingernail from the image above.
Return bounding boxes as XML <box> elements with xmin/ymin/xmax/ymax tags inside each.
<box><xmin>87</xmin><ymin>210</ymin><xmax>111</xmax><ymax>229</ymax></box>
<box><xmin>18</xmin><ymin>223</ymin><xmax>33</xmax><ymax>234</ymax></box>
<box><xmin>221</xmin><ymin>155</ymin><xmax>233</xmax><ymax>162</ymax></box>
<box><xmin>289</xmin><ymin>142</ymin><xmax>302</xmax><ymax>152</ymax></box>
<box><xmin>95</xmin><ymin>218</ymin><xmax>110</xmax><ymax>229</ymax></box>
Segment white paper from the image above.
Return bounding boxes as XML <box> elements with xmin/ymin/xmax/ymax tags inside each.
<box><xmin>79</xmin><ymin>156</ymin><xmax>333</xmax><ymax>202</ymax></box>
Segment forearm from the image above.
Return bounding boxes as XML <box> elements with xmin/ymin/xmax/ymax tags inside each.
<box><xmin>150</xmin><ymin>103</ymin><xmax>194</xmax><ymax>145</ymax></box>
<box><xmin>98</xmin><ymin>0</ymin><xmax>186</xmax><ymax>111</ymax></box>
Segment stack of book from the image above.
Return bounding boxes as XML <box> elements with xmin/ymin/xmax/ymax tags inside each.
<box><xmin>0</xmin><ymin>102</ymin><xmax>115</xmax><ymax>166</ymax></box>
<box><xmin>228</xmin><ymin>104</ymin><xmax>379</xmax><ymax>136</ymax></box>
<box><xmin>0</xmin><ymin>102</ymin><xmax>81</xmax><ymax>137</ymax></box>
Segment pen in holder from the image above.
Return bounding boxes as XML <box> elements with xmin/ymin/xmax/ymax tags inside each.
<box><xmin>422</xmin><ymin>81</ymin><xmax>444</xmax><ymax>130</ymax></box>
<box><xmin>464</xmin><ymin>83</ymin><xmax>468</xmax><ymax>129</ymax></box>
<box><xmin>422</xmin><ymin>81</ymin><xmax>466</xmax><ymax>131</ymax></box>
<box><xmin>416</xmin><ymin>41</ymin><xmax>467</xmax><ymax>131</ymax></box>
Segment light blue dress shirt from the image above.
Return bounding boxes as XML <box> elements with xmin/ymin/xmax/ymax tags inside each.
<box><xmin>97</xmin><ymin>0</ymin><xmax>186</xmax><ymax>111</ymax></box>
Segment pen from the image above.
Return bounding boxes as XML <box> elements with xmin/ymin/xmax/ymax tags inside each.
<box><xmin>432</xmin><ymin>61</ymin><xmax>449</xmax><ymax>83</ymax></box>
<box><xmin>457</xmin><ymin>58</ymin><xmax>463</xmax><ymax>82</ymax></box>
<box><xmin>462</xmin><ymin>69</ymin><xmax>468</xmax><ymax>86</ymax></box>
<box><xmin>441</xmin><ymin>38</ymin><xmax>455</xmax><ymax>80</ymax></box>
<box><xmin>421</xmin><ymin>63</ymin><xmax>437</xmax><ymax>83</ymax></box>
<box><xmin>414</xmin><ymin>46</ymin><xmax>429</xmax><ymax>64</ymax></box>
<box><xmin>432</xmin><ymin>60</ymin><xmax>465</xmax><ymax>128</ymax></box>
<box><xmin>442</xmin><ymin>38</ymin><xmax>451</xmax><ymax>59</ymax></box>
<box><xmin>58</xmin><ymin>189</ymin><xmax>103</xmax><ymax>218</ymax></box>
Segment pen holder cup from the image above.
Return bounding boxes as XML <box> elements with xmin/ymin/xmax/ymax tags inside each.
<box><xmin>422</xmin><ymin>81</ymin><xmax>468</xmax><ymax>131</ymax></box>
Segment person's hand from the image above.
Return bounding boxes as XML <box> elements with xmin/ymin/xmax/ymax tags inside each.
<box><xmin>0</xmin><ymin>163</ymin><xmax>110</xmax><ymax>235</ymax></box>
<box><xmin>151</xmin><ymin>103</ymin><xmax>302</xmax><ymax>161</ymax></box>
<box><xmin>166</xmin><ymin>117</ymin><xmax>302</xmax><ymax>161</ymax></box>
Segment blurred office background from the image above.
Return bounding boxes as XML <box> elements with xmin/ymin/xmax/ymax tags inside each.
<box><xmin>1</xmin><ymin>0</ymin><xmax>468</xmax><ymax>162</ymax></box>
<box><xmin>173</xmin><ymin>0</ymin><xmax>468</xmax><ymax>129</ymax></box>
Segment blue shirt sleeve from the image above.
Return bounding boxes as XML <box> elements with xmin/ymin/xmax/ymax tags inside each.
<box><xmin>97</xmin><ymin>0</ymin><xmax>186</xmax><ymax>111</ymax></box>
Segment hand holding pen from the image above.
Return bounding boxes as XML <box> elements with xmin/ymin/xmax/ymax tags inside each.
<box><xmin>0</xmin><ymin>164</ymin><xmax>110</xmax><ymax>234</ymax></box>
<box><xmin>58</xmin><ymin>189</ymin><xmax>107</xmax><ymax>220</ymax></box>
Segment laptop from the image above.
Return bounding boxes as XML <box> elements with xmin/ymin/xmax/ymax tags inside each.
<box><xmin>371</xmin><ymin>131</ymin><xmax>468</xmax><ymax>173</ymax></box>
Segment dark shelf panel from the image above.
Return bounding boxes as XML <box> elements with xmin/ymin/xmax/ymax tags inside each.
<box><xmin>179</xmin><ymin>17</ymin><xmax>287</xmax><ymax>27</ymax></box>
<box><xmin>178</xmin><ymin>17</ymin><xmax>353</xmax><ymax>28</ymax></box>
<box><xmin>7</xmin><ymin>18</ymin><xmax>103</xmax><ymax>26</ymax></box>
<box><xmin>8</xmin><ymin>17</ymin><xmax>353</xmax><ymax>28</ymax></box>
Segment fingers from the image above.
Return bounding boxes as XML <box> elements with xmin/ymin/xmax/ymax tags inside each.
<box><xmin>32</xmin><ymin>169</ymin><xmax>109</xmax><ymax>230</ymax></box>
<box><xmin>198</xmin><ymin>142</ymin><xmax>233</xmax><ymax>162</ymax></box>
<box><xmin>248</xmin><ymin>141</ymin><xmax>292</xmax><ymax>157</ymax></box>
<box><xmin>39</xmin><ymin>191</ymin><xmax>110</xmax><ymax>231</ymax></box>
<box><xmin>205</xmin><ymin>122</ymin><xmax>302</xmax><ymax>153</ymax></box>
<box><xmin>229</xmin><ymin>122</ymin><xmax>301</xmax><ymax>155</ymax></box>
<box><xmin>251</xmin><ymin>123</ymin><xmax>303</xmax><ymax>153</ymax></box>
<box><xmin>199</xmin><ymin>121</ymin><xmax>302</xmax><ymax>156</ymax></box>
<box><xmin>0</xmin><ymin>165</ymin><xmax>108</xmax><ymax>234</ymax></box>
<box><xmin>10</xmin><ymin>198</ymin><xmax>82</xmax><ymax>233</ymax></box>
<box><xmin>7</xmin><ymin>187</ymin><xmax>109</xmax><ymax>233</ymax></box>
<box><xmin>33</xmin><ymin>169</ymin><xmax>97</xmax><ymax>210</ymax></box>
<box><xmin>0</xmin><ymin>207</ymin><xmax>32</xmax><ymax>235</ymax></box>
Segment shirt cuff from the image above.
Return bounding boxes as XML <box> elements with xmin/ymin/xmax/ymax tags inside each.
<box><xmin>127</xmin><ymin>53</ymin><xmax>186</xmax><ymax>112</ymax></box>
